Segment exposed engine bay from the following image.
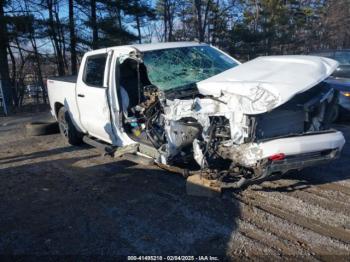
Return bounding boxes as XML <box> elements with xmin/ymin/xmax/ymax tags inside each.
<box><xmin>119</xmin><ymin>53</ymin><xmax>341</xmax><ymax>189</ymax></box>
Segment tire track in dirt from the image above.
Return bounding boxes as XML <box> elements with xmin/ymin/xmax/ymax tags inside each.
<box><xmin>316</xmin><ymin>183</ymin><xmax>350</xmax><ymax>197</ymax></box>
<box><xmin>260</xmin><ymin>181</ymin><xmax>350</xmax><ymax>217</ymax></box>
<box><xmin>304</xmin><ymin>186</ymin><xmax>350</xmax><ymax>206</ymax></box>
<box><xmin>230</xmin><ymin>196</ymin><xmax>350</xmax><ymax>257</ymax></box>
<box><xmin>251</xmin><ymin>190</ymin><xmax>350</xmax><ymax>230</ymax></box>
<box><xmin>237</xmin><ymin>221</ymin><xmax>306</xmax><ymax>256</ymax></box>
<box><xmin>232</xmin><ymin>191</ymin><xmax>350</xmax><ymax>245</ymax></box>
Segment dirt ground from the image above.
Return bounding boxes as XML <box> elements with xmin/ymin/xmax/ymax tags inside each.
<box><xmin>0</xmin><ymin>111</ymin><xmax>350</xmax><ymax>259</ymax></box>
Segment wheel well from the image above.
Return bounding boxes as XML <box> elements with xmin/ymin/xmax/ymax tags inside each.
<box><xmin>54</xmin><ymin>102</ymin><xmax>64</xmax><ymax>117</ymax></box>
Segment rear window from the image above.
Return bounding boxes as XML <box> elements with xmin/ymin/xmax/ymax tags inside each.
<box><xmin>84</xmin><ymin>54</ymin><xmax>107</xmax><ymax>87</ymax></box>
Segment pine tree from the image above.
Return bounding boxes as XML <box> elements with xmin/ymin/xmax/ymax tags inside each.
<box><xmin>124</xmin><ymin>0</ymin><xmax>155</xmax><ymax>44</ymax></box>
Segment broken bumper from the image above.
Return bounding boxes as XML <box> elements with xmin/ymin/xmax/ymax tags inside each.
<box><xmin>257</xmin><ymin>131</ymin><xmax>345</xmax><ymax>159</ymax></box>
<box><xmin>258</xmin><ymin>131</ymin><xmax>345</xmax><ymax>174</ymax></box>
<box><xmin>268</xmin><ymin>148</ymin><xmax>340</xmax><ymax>175</ymax></box>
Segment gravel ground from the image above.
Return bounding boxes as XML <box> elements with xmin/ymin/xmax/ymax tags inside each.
<box><xmin>0</xmin><ymin>111</ymin><xmax>349</xmax><ymax>259</ymax></box>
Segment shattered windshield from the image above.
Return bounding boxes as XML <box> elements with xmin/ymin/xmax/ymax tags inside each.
<box><xmin>142</xmin><ymin>45</ymin><xmax>238</xmax><ymax>91</ymax></box>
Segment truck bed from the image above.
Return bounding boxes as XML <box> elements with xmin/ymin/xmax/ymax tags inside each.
<box><xmin>47</xmin><ymin>75</ymin><xmax>78</xmax><ymax>122</ymax></box>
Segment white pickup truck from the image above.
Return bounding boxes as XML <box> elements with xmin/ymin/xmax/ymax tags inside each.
<box><xmin>47</xmin><ymin>42</ymin><xmax>345</xmax><ymax>189</ymax></box>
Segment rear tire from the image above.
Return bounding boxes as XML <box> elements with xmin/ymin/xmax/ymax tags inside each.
<box><xmin>57</xmin><ymin>107</ymin><xmax>83</xmax><ymax>146</ymax></box>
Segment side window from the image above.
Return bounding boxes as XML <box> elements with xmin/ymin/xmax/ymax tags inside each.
<box><xmin>83</xmin><ymin>54</ymin><xmax>107</xmax><ymax>87</ymax></box>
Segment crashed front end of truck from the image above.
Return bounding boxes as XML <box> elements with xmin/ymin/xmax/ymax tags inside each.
<box><xmin>118</xmin><ymin>49</ymin><xmax>345</xmax><ymax>190</ymax></box>
<box><xmin>161</xmin><ymin>80</ymin><xmax>341</xmax><ymax>189</ymax></box>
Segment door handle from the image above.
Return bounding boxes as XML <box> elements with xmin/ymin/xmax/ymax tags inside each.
<box><xmin>78</xmin><ymin>94</ymin><xmax>85</xmax><ymax>98</ymax></box>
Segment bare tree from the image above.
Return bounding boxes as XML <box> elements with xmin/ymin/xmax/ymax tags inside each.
<box><xmin>194</xmin><ymin>0</ymin><xmax>212</xmax><ymax>42</ymax></box>
<box><xmin>156</xmin><ymin>0</ymin><xmax>176</xmax><ymax>41</ymax></box>
<box><xmin>91</xmin><ymin>0</ymin><xmax>98</xmax><ymax>49</ymax></box>
<box><xmin>45</xmin><ymin>0</ymin><xmax>65</xmax><ymax>76</ymax></box>
<box><xmin>69</xmin><ymin>0</ymin><xmax>77</xmax><ymax>74</ymax></box>
<box><xmin>323</xmin><ymin>0</ymin><xmax>350</xmax><ymax>49</ymax></box>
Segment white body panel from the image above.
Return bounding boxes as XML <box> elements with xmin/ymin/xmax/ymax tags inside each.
<box><xmin>47</xmin><ymin>79</ymin><xmax>85</xmax><ymax>132</ymax></box>
<box><xmin>259</xmin><ymin>131</ymin><xmax>345</xmax><ymax>159</ymax></box>
<box><xmin>197</xmin><ymin>55</ymin><xmax>339</xmax><ymax>114</ymax></box>
<box><xmin>235</xmin><ymin>131</ymin><xmax>345</xmax><ymax>167</ymax></box>
<box><xmin>47</xmin><ymin>46</ymin><xmax>138</xmax><ymax>146</ymax></box>
<box><xmin>107</xmin><ymin>46</ymin><xmax>139</xmax><ymax>146</ymax></box>
<box><xmin>75</xmin><ymin>48</ymin><xmax>112</xmax><ymax>142</ymax></box>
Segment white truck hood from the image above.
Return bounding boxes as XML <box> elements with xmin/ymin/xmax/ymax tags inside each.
<box><xmin>197</xmin><ymin>55</ymin><xmax>338</xmax><ymax>115</ymax></box>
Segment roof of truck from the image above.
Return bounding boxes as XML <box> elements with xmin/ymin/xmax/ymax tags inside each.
<box><xmin>87</xmin><ymin>42</ymin><xmax>208</xmax><ymax>57</ymax></box>
<box><xmin>103</xmin><ymin>42</ymin><xmax>206</xmax><ymax>54</ymax></box>
<box><xmin>129</xmin><ymin>42</ymin><xmax>206</xmax><ymax>52</ymax></box>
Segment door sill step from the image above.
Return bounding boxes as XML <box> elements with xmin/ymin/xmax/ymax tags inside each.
<box><xmin>82</xmin><ymin>136</ymin><xmax>116</xmax><ymax>155</ymax></box>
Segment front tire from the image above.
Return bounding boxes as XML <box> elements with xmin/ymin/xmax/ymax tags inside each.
<box><xmin>57</xmin><ymin>107</ymin><xmax>83</xmax><ymax>145</ymax></box>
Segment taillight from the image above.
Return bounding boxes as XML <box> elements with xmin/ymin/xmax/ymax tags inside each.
<box><xmin>268</xmin><ymin>153</ymin><xmax>286</xmax><ymax>161</ymax></box>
